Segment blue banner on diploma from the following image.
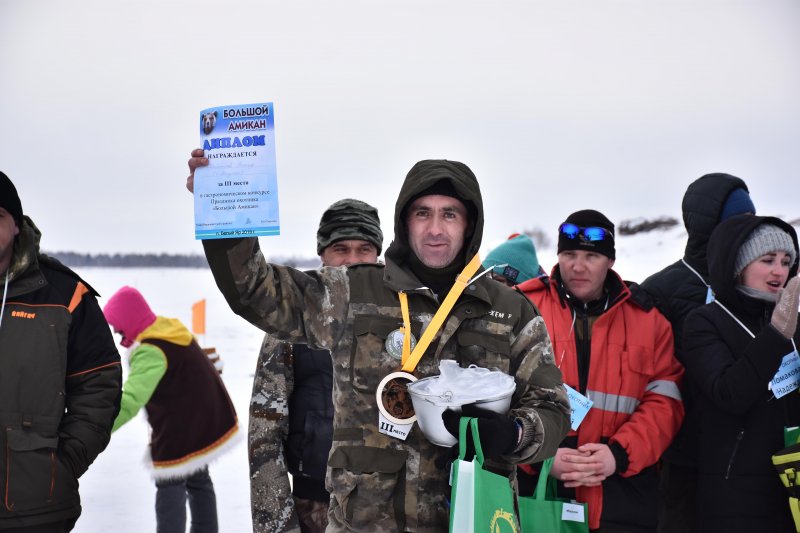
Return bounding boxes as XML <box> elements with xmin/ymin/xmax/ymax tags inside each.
<box><xmin>194</xmin><ymin>102</ymin><xmax>280</xmax><ymax>240</ymax></box>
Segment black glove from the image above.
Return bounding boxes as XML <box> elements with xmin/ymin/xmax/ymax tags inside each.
<box><xmin>441</xmin><ymin>403</ymin><xmax>520</xmax><ymax>461</ymax></box>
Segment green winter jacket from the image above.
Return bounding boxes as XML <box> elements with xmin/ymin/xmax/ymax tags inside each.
<box><xmin>0</xmin><ymin>218</ymin><xmax>122</xmax><ymax>529</ymax></box>
<box><xmin>203</xmin><ymin>161</ymin><xmax>570</xmax><ymax>532</ymax></box>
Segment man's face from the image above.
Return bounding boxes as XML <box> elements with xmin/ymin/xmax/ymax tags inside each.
<box><xmin>558</xmin><ymin>249</ymin><xmax>614</xmax><ymax>303</ymax></box>
<box><xmin>320</xmin><ymin>239</ymin><xmax>379</xmax><ymax>267</ymax></box>
<box><xmin>0</xmin><ymin>208</ymin><xmax>19</xmax><ymax>272</ymax></box>
<box><xmin>406</xmin><ymin>194</ymin><xmax>469</xmax><ymax>269</ymax></box>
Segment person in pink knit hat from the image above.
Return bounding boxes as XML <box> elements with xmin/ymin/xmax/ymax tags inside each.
<box><xmin>103</xmin><ymin>286</ymin><xmax>239</xmax><ymax>533</ymax></box>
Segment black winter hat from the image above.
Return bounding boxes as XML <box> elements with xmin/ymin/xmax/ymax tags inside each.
<box><xmin>0</xmin><ymin>171</ymin><xmax>23</xmax><ymax>228</ymax></box>
<box><xmin>557</xmin><ymin>209</ymin><xmax>616</xmax><ymax>260</ymax></box>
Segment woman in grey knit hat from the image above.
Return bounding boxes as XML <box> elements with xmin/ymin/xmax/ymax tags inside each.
<box><xmin>681</xmin><ymin>214</ymin><xmax>800</xmax><ymax>533</ymax></box>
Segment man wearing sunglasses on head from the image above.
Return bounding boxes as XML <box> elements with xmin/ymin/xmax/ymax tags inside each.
<box><xmin>516</xmin><ymin>209</ymin><xmax>684</xmax><ymax>533</ymax></box>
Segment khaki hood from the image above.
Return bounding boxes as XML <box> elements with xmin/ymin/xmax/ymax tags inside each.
<box><xmin>384</xmin><ymin>159</ymin><xmax>483</xmax><ymax>268</ymax></box>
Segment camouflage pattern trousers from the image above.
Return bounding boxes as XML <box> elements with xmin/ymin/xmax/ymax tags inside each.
<box><xmin>295</xmin><ymin>497</ymin><xmax>329</xmax><ymax>533</ymax></box>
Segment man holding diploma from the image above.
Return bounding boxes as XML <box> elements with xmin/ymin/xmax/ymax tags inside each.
<box><xmin>187</xmin><ymin>151</ymin><xmax>570</xmax><ymax>532</ymax></box>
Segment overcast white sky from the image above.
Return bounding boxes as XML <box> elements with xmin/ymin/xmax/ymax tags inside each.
<box><xmin>1</xmin><ymin>0</ymin><xmax>798</xmax><ymax>259</ymax></box>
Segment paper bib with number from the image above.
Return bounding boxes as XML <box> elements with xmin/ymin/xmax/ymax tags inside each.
<box><xmin>770</xmin><ymin>349</ymin><xmax>800</xmax><ymax>399</ymax></box>
<box><xmin>564</xmin><ymin>384</ymin><xmax>593</xmax><ymax>431</ymax></box>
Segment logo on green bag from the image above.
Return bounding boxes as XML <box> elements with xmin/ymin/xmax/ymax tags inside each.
<box><xmin>490</xmin><ymin>508</ymin><xmax>517</xmax><ymax>533</ymax></box>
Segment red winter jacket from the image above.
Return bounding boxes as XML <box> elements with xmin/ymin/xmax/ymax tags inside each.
<box><xmin>518</xmin><ymin>268</ymin><xmax>684</xmax><ymax>530</ymax></box>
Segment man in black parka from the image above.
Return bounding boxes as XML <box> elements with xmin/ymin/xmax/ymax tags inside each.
<box><xmin>641</xmin><ymin>173</ymin><xmax>754</xmax><ymax>533</ymax></box>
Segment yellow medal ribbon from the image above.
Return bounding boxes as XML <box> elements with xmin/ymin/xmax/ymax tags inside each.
<box><xmin>398</xmin><ymin>253</ymin><xmax>482</xmax><ymax>373</ymax></box>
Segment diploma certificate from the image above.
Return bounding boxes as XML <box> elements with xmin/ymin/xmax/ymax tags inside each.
<box><xmin>194</xmin><ymin>102</ymin><xmax>280</xmax><ymax>239</ymax></box>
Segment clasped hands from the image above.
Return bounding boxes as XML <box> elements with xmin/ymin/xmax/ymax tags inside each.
<box><xmin>549</xmin><ymin>444</ymin><xmax>616</xmax><ymax>487</ymax></box>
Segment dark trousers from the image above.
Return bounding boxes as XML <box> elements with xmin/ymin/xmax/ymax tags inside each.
<box><xmin>657</xmin><ymin>462</ymin><xmax>696</xmax><ymax>533</ymax></box>
<box><xmin>155</xmin><ymin>466</ymin><xmax>218</xmax><ymax>533</ymax></box>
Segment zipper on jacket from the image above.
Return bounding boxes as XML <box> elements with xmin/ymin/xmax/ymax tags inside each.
<box><xmin>5</xmin><ymin>427</ymin><xmax>13</xmax><ymax>511</ymax></box>
<box><xmin>725</xmin><ymin>429</ymin><xmax>745</xmax><ymax>480</ymax></box>
<box><xmin>48</xmin><ymin>451</ymin><xmax>56</xmax><ymax>502</ymax></box>
<box><xmin>577</xmin><ymin>303</ymin><xmax>590</xmax><ymax>394</ymax></box>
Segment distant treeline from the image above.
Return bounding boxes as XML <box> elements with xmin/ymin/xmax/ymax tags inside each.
<box><xmin>46</xmin><ymin>251</ymin><xmax>320</xmax><ymax>269</ymax></box>
<box><xmin>46</xmin><ymin>252</ymin><xmax>210</xmax><ymax>268</ymax></box>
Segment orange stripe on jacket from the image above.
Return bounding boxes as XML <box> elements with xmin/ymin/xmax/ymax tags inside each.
<box><xmin>66</xmin><ymin>361</ymin><xmax>122</xmax><ymax>378</ymax></box>
<box><xmin>68</xmin><ymin>282</ymin><xmax>89</xmax><ymax>313</ymax></box>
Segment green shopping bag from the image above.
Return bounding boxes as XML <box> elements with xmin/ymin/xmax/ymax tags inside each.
<box><xmin>518</xmin><ymin>457</ymin><xmax>589</xmax><ymax>532</ymax></box>
<box><xmin>449</xmin><ymin>417</ymin><xmax>519</xmax><ymax>533</ymax></box>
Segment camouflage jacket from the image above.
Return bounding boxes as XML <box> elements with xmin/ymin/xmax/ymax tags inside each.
<box><xmin>248</xmin><ymin>334</ymin><xmax>301</xmax><ymax>533</ymax></box>
<box><xmin>204</xmin><ymin>237</ymin><xmax>570</xmax><ymax>532</ymax></box>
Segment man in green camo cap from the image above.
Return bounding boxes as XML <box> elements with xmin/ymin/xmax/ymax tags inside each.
<box><xmin>316</xmin><ymin>198</ymin><xmax>383</xmax><ymax>256</ymax></box>
<box><xmin>249</xmin><ymin>198</ymin><xmax>383</xmax><ymax>533</ymax></box>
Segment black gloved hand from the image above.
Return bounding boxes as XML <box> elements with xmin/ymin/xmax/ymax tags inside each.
<box><xmin>441</xmin><ymin>403</ymin><xmax>520</xmax><ymax>461</ymax></box>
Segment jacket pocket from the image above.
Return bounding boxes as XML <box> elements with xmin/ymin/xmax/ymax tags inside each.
<box><xmin>622</xmin><ymin>346</ymin><xmax>655</xmax><ymax>395</ymax></box>
<box><xmin>4</xmin><ymin>429</ymin><xmax>75</xmax><ymax>513</ymax></box>
<box><xmin>328</xmin><ymin>445</ymin><xmax>408</xmax><ymax>531</ymax></box>
<box><xmin>456</xmin><ymin>329</ymin><xmax>511</xmax><ymax>370</ymax></box>
<box><xmin>350</xmin><ymin>315</ymin><xmax>420</xmax><ymax>393</ymax></box>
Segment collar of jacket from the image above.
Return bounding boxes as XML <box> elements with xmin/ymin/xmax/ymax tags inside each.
<box><xmin>139</xmin><ymin>316</ymin><xmax>194</xmax><ymax>346</ymax></box>
<box><xmin>382</xmin><ymin>257</ymin><xmax>494</xmax><ymax>307</ymax></box>
<box><xmin>549</xmin><ymin>265</ymin><xmax>631</xmax><ymax>314</ymax></box>
<box><xmin>5</xmin><ymin>216</ymin><xmax>45</xmax><ymax>299</ymax></box>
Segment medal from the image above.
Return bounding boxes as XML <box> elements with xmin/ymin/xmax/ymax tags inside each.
<box><xmin>376</xmin><ymin>371</ymin><xmax>417</xmax><ymax>440</ymax></box>
<box><xmin>385</xmin><ymin>328</ymin><xmax>416</xmax><ymax>360</ymax></box>
<box><xmin>376</xmin><ymin>255</ymin><xmax>481</xmax><ymax>439</ymax></box>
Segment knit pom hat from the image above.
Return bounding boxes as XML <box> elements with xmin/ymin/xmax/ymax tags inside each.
<box><xmin>557</xmin><ymin>209</ymin><xmax>616</xmax><ymax>260</ymax></box>
<box><xmin>103</xmin><ymin>286</ymin><xmax>157</xmax><ymax>348</ymax></box>
<box><xmin>316</xmin><ymin>198</ymin><xmax>383</xmax><ymax>255</ymax></box>
<box><xmin>734</xmin><ymin>223</ymin><xmax>797</xmax><ymax>277</ymax></box>
<box><xmin>0</xmin><ymin>171</ymin><xmax>23</xmax><ymax>228</ymax></box>
<box><xmin>482</xmin><ymin>234</ymin><xmax>540</xmax><ymax>284</ymax></box>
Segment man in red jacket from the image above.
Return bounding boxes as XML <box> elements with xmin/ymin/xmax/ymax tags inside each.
<box><xmin>517</xmin><ymin>209</ymin><xmax>684</xmax><ymax>532</ymax></box>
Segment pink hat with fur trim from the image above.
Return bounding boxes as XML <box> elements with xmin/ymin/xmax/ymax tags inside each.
<box><xmin>103</xmin><ymin>286</ymin><xmax>157</xmax><ymax>348</ymax></box>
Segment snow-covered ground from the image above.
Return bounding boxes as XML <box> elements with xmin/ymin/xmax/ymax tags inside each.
<box><xmin>69</xmin><ymin>229</ymin><xmax>687</xmax><ymax>532</ymax></box>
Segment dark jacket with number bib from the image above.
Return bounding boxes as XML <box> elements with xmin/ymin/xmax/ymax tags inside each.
<box><xmin>682</xmin><ymin>214</ymin><xmax>800</xmax><ymax>533</ymax></box>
